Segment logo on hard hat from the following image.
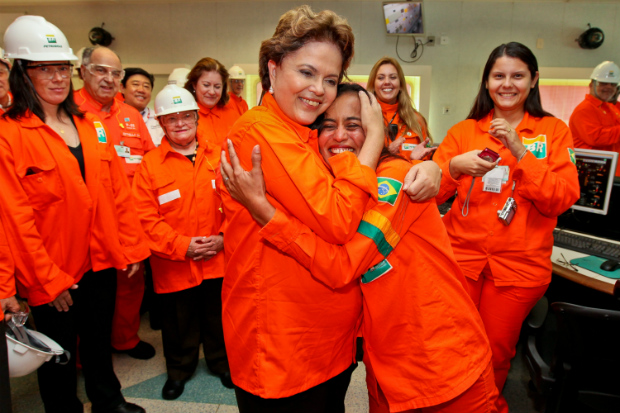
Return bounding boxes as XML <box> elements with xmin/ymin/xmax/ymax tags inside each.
<box><xmin>46</xmin><ymin>35</ymin><xmax>57</xmax><ymax>44</ymax></box>
<box><xmin>173</xmin><ymin>96</ymin><xmax>182</xmax><ymax>104</ymax></box>
<box><xmin>608</xmin><ymin>71</ymin><xmax>615</xmax><ymax>77</ymax></box>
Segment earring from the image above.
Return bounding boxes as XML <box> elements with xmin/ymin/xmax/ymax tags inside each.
<box><xmin>269</xmin><ymin>86</ymin><xmax>274</xmax><ymax>94</ymax></box>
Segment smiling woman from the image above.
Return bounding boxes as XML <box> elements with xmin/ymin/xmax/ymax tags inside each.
<box><xmin>218</xmin><ymin>5</ymin><xmax>386</xmax><ymax>412</ymax></box>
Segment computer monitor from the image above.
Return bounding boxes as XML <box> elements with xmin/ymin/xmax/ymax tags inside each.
<box><xmin>571</xmin><ymin>148</ymin><xmax>618</xmax><ymax>216</ymax></box>
<box><xmin>382</xmin><ymin>2</ymin><xmax>425</xmax><ymax>36</ymax></box>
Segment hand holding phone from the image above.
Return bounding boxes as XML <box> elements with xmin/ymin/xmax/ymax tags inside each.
<box><xmin>478</xmin><ymin>147</ymin><xmax>500</xmax><ymax>163</ymax></box>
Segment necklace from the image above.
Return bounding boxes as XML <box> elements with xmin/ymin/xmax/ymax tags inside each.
<box><xmin>191</xmin><ymin>141</ymin><xmax>199</xmax><ymax>164</ymax></box>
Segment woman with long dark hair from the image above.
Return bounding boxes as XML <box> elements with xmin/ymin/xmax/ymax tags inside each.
<box><xmin>433</xmin><ymin>42</ymin><xmax>580</xmax><ymax>413</ymax></box>
<box><xmin>0</xmin><ymin>16</ymin><xmax>148</xmax><ymax>413</ymax></box>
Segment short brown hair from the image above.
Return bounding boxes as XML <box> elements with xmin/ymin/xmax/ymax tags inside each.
<box><xmin>185</xmin><ymin>57</ymin><xmax>229</xmax><ymax>107</ymax></box>
<box><xmin>258</xmin><ymin>5</ymin><xmax>354</xmax><ymax>92</ymax></box>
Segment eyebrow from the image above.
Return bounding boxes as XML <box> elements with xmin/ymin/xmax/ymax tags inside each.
<box><xmin>300</xmin><ymin>64</ymin><xmax>339</xmax><ymax>79</ymax></box>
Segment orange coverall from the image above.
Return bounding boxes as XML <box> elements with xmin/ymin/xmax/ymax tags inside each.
<box><xmin>131</xmin><ymin>137</ymin><xmax>224</xmax><ymax>293</ymax></box>
<box><xmin>197</xmin><ymin>100</ymin><xmax>242</xmax><ymax>149</ymax></box>
<box><xmin>228</xmin><ymin>92</ymin><xmax>249</xmax><ymax>116</ymax></box>
<box><xmin>75</xmin><ymin>88</ymin><xmax>155</xmax><ymax>350</ymax></box>
<box><xmin>0</xmin><ymin>220</ymin><xmax>15</xmax><ymax>319</ymax></box>
<box><xmin>433</xmin><ymin>110</ymin><xmax>580</xmax><ymax>413</ymax></box>
<box><xmin>259</xmin><ymin>158</ymin><xmax>496</xmax><ymax>412</ymax></box>
<box><xmin>0</xmin><ymin>111</ymin><xmax>150</xmax><ymax>306</ymax></box>
<box><xmin>569</xmin><ymin>94</ymin><xmax>620</xmax><ymax>176</ymax></box>
<box><xmin>378</xmin><ymin>100</ymin><xmax>427</xmax><ymax>159</ymax></box>
<box><xmin>220</xmin><ymin>92</ymin><xmax>377</xmax><ymax>398</ymax></box>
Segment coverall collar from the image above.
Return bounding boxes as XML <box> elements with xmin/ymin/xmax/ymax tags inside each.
<box><xmin>261</xmin><ymin>92</ymin><xmax>312</xmax><ymax>143</ymax></box>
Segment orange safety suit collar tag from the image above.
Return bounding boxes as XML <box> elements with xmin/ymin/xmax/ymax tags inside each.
<box><xmin>262</xmin><ymin>92</ymin><xmax>311</xmax><ymax>143</ymax></box>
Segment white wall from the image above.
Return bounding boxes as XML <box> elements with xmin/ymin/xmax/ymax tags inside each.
<box><xmin>1</xmin><ymin>0</ymin><xmax>619</xmax><ymax>140</ymax></box>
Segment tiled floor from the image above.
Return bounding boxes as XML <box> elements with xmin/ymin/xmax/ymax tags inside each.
<box><xmin>9</xmin><ymin>315</ymin><xmax>543</xmax><ymax>413</ymax></box>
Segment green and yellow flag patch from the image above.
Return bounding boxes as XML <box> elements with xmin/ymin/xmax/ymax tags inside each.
<box><xmin>377</xmin><ymin>177</ymin><xmax>402</xmax><ymax>206</ymax></box>
<box><xmin>568</xmin><ymin>148</ymin><xmax>576</xmax><ymax>165</ymax></box>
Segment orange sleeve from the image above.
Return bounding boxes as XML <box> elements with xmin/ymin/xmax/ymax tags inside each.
<box><xmin>570</xmin><ymin>103</ymin><xmax>620</xmax><ymax>147</ymax></box>
<box><xmin>132</xmin><ymin>156</ymin><xmax>192</xmax><ymax>261</ymax></box>
<box><xmin>232</xmin><ymin>121</ymin><xmax>377</xmax><ymax>244</ymax></box>
<box><xmin>513</xmin><ymin>120</ymin><xmax>580</xmax><ymax>218</ymax></box>
<box><xmin>259</xmin><ymin>161</ymin><xmax>423</xmax><ymax>289</ymax></box>
<box><xmin>0</xmin><ymin>129</ymin><xmax>75</xmax><ymax>305</ymax></box>
<box><xmin>103</xmin><ymin>130</ymin><xmax>151</xmax><ymax>264</ymax></box>
<box><xmin>0</xmin><ymin>218</ymin><xmax>15</xmax><ymax>301</ymax></box>
<box><xmin>432</xmin><ymin>123</ymin><xmax>466</xmax><ymax>205</ymax></box>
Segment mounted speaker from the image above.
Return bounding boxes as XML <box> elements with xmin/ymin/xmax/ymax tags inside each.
<box><xmin>88</xmin><ymin>24</ymin><xmax>114</xmax><ymax>47</ymax></box>
<box><xmin>577</xmin><ymin>24</ymin><xmax>604</xmax><ymax>50</ymax></box>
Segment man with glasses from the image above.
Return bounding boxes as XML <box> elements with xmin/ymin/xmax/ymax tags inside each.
<box><xmin>0</xmin><ymin>51</ymin><xmax>11</xmax><ymax>113</ymax></box>
<box><xmin>75</xmin><ymin>46</ymin><xmax>156</xmax><ymax>361</ymax></box>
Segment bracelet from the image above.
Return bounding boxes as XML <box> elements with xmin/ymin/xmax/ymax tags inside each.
<box><xmin>517</xmin><ymin>148</ymin><xmax>528</xmax><ymax>162</ymax></box>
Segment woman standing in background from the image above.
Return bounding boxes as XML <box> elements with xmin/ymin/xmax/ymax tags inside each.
<box><xmin>367</xmin><ymin>57</ymin><xmax>435</xmax><ymax>161</ymax></box>
<box><xmin>432</xmin><ymin>42</ymin><xmax>580</xmax><ymax>413</ymax></box>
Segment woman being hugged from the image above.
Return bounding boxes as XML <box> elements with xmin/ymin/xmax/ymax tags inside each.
<box><xmin>0</xmin><ymin>16</ymin><xmax>149</xmax><ymax>413</ymax></box>
<box><xmin>433</xmin><ymin>42</ymin><xmax>580</xmax><ymax>413</ymax></box>
<box><xmin>367</xmin><ymin>57</ymin><xmax>434</xmax><ymax>160</ymax></box>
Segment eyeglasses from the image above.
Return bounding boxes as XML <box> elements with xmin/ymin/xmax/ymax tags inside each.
<box><xmin>26</xmin><ymin>63</ymin><xmax>73</xmax><ymax>80</ymax></box>
<box><xmin>85</xmin><ymin>64</ymin><xmax>125</xmax><ymax>80</ymax></box>
<box><xmin>161</xmin><ymin>112</ymin><xmax>197</xmax><ymax>127</ymax></box>
<box><xmin>231</xmin><ymin>79</ymin><xmax>245</xmax><ymax>84</ymax></box>
<box><xmin>0</xmin><ymin>67</ymin><xmax>9</xmax><ymax>78</ymax></box>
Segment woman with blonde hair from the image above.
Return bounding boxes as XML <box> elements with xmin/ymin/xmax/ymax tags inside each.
<box><xmin>367</xmin><ymin>56</ymin><xmax>435</xmax><ymax>160</ymax></box>
<box><xmin>219</xmin><ymin>5</ymin><xmax>440</xmax><ymax>412</ymax></box>
<box><xmin>184</xmin><ymin>57</ymin><xmax>241</xmax><ymax>149</ymax></box>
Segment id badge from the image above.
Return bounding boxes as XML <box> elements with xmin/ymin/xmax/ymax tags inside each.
<box><xmin>114</xmin><ymin>145</ymin><xmax>131</xmax><ymax>158</ymax></box>
<box><xmin>482</xmin><ymin>167</ymin><xmax>504</xmax><ymax>193</ymax></box>
<box><xmin>402</xmin><ymin>143</ymin><xmax>416</xmax><ymax>151</ymax></box>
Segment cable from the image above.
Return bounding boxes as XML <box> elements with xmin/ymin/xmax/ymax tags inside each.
<box><xmin>395</xmin><ymin>36</ymin><xmax>425</xmax><ymax>63</ymax></box>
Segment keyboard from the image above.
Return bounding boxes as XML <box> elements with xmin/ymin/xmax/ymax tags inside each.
<box><xmin>553</xmin><ymin>229</ymin><xmax>620</xmax><ymax>261</ymax></box>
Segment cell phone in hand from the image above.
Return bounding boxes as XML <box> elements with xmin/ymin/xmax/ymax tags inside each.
<box><xmin>478</xmin><ymin>148</ymin><xmax>500</xmax><ymax>163</ymax></box>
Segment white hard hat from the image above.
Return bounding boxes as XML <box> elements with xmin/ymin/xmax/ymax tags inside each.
<box><xmin>6</xmin><ymin>325</ymin><xmax>68</xmax><ymax>377</ymax></box>
<box><xmin>590</xmin><ymin>61</ymin><xmax>620</xmax><ymax>84</ymax></box>
<box><xmin>3</xmin><ymin>16</ymin><xmax>78</xmax><ymax>62</ymax></box>
<box><xmin>228</xmin><ymin>65</ymin><xmax>246</xmax><ymax>80</ymax></box>
<box><xmin>154</xmin><ymin>84</ymin><xmax>199</xmax><ymax>117</ymax></box>
<box><xmin>167</xmin><ymin>68</ymin><xmax>190</xmax><ymax>86</ymax></box>
<box><xmin>0</xmin><ymin>47</ymin><xmax>10</xmax><ymax>69</ymax></box>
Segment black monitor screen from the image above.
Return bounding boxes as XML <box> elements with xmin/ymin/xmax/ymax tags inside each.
<box><xmin>572</xmin><ymin>149</ymin><xmax>618</xmax><ymax>215</ymax></box>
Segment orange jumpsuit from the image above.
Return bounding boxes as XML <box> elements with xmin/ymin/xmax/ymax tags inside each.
<box><xmin>433</xmin><ymin>111</ymin><xmax>579</xmax><ymax>413</ymax></box>
<box><xmin>228</xmin><ymin>92</ymin><xmax>249</xmax><ymax>116</ymax></box>
<box><xmin>197</xmin><ymin>100</ymin><xmax>242</xmax><ymax>149</ymax></box>
<box><xmin>259</xmin><ymin>158</ymin><xmax>496</xmax><ymax>412</ymax></box>
<box><xmin>220</xmin><ymin>92</ymin><xmax>377</xmax><ymax>398</ymax></box>
<box><xmin>379</xmin><ymin>100</ymin><xmax>428</xmax><ymax>159</ymax></box>
<box><xmin>569</xmin><ymin>94</ymin><xmax>620</xmax><ymax>176</ymax></box>
<box><xmin>0</xmin><ymin>111</ymin><xmax>150</xmax><ymax>306</ymax></box>
<box><xmin>74</xmin><ymin>88</ymin><xmax>155</xmax><ymax>351</ymax></box>
<box><xmin>132</xmin><ymin>137</ymin><xmax>224</xmax><ymax>293</ymax></box>
<box><xmin>132</xmin><ymin>136</ymin><xmax>229</xmax><ymax>379</ymax></box>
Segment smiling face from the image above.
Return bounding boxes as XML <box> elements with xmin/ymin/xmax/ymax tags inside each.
<box><xmin>318</xmin><ymin>92</ymin><xmax>365</xmax><ymax>162</ymax></box>
<box><xmin>122</xmin><ymin>74</ymin><xmax>152</xmax><ymax>111</ymax></box>
<box><xmin>374</xmin><ymin>63</ymin><xmax>400</xmax><ymax>104</ymax></box>
<box><xmin>160</xmin><ymin>110</ymin><xmax>198</xmax><ymax>148</ymax></box>
<box><xmin>268</xmin><ymin>41</ymin><xmax>342</xmax><ymax>125</ymax></box>
<box><xmin>194</xmin><ymin>70</ymin><xmax>223</xmax><ymax>109</ymax></box>
<box><xmin>592</xmin><ymin>81</ymin><xmax>619</xmax><ymax>102</ymax></box>
<box><xmin>82</xmin><ymin>48</ymin><xmax>122</xmax><ymax>105</ymax></box>
<box><xmin>486</xmin><ymin>55</ymin><xmax>538</xmax><ymax>116</ymax></box>
<box><xmin>26</xmin><ymin>60</ymin><xmax>72</xmax><ymax>107</ymax></box>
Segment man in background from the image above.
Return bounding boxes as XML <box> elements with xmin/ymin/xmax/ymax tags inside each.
<box><xmin>121</xmin><ymin>68</ymin><xmax>164</xmax><ymax>146</ymax></box>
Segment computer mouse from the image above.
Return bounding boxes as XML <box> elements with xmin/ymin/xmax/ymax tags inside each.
<box><xmin>600</xmin><ymin>260</ymin><xmax>620</xmax><ymax>272</ymax></box>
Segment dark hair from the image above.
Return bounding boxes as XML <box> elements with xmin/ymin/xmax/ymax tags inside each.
<box><xmin>467</xmin><ymin>42</ymin><xmax>553</xmax><ymax>120</ymax></box>
<box><xmin>315</xmin><ymin>82</ymin><xmax>405</xmax><ymax>165</ymax></box>
<box><xmin>184</xmin><ymin>57</ymin><xmax>229</xmax><ymax>108</ymax></box>
<box><xmin>122</xmin><ymin>68</ymin><xmax>154</xmax><ymax>88</ymax></box>
<box><xmin>4</xmin><ymin>59</ymin><xmax>83</xmax><ymax>121</ymax></box>
<box><xmin>258</xmin><ymin>5</ymin><xmax>354</xmax><ymax>93</ymax></box>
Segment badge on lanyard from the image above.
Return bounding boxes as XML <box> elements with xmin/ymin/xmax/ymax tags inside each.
<box><xmin>482</xmin><ymin>166</ymin><xmax>506</xmax><ymax>193</ymax></box>
<box><xmin>114</xmin><ymin>145</ymin><xmax>131</xmax><ymax>158</ymax></box>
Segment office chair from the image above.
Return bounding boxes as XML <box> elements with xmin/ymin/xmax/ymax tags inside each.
<box><xmin>524</xmin><ymin>296</ymin><xmax>556</xmax><ymax>398</ymax></box>
<box><xmin>546</xmin><ymin>302</ymin><xmax>620</xmax><ymax>413</ymax></box>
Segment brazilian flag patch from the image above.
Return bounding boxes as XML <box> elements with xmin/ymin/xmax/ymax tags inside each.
<box><xmin>377</xmin><ymin>177</ymin><xmax>402</xmax><ymax>206</ymax></box>
<box><xmin>568</xmin><ymin>148</ymin><xmax>576</xmax><ymax>165</ymax></box>
<box><xmin>361</xmin><ymin>259</ymin><xmax>393</xmax><ymax>284</ymax></box>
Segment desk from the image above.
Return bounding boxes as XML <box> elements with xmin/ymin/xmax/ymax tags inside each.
<box><xmin>551</xmin><ymin>242</ymin><xmax>620</xmax><ymax>297</ymax></box>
